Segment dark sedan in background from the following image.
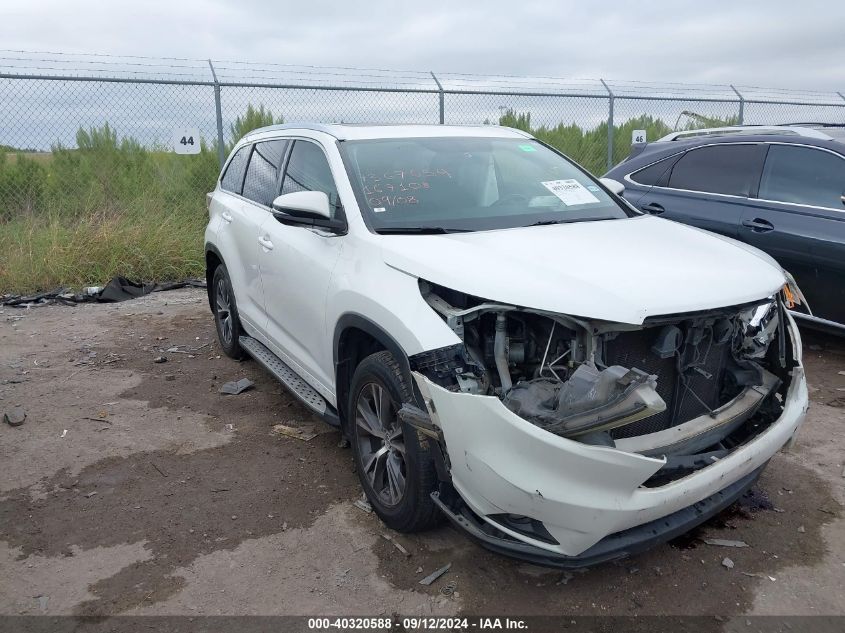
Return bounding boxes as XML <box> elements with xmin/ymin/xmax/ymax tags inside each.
<box><xmin>604</xmin><ymin>125</ymin><xmax>845</xmax><ymax>331</ymax></box>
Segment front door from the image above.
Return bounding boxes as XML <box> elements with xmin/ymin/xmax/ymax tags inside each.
<box><xmin>258</xmin><ymin>139</ymin><xmax>345</xmax><ymax>399</ymax></box>
<box><xmin>640</xmin><ymin>143</ymin><xmax>766</xmax><ymax>239</ymax></box>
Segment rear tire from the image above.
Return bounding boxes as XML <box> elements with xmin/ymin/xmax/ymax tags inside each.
<box><xmin>211</xmin><ymin>264</ymin><xmax>246</xmax><ymax>360</ymax></box>
<box><xmin>349</xmin><ymin>351</ymin><xmax>440</xmax><ymax>532</ymax></box>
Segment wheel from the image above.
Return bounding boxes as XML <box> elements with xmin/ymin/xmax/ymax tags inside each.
<box><xmin>349</xmin><ymin>351</ymin><xmax>440</xmax><ymax>532</ymax></box>
<box><xmin>211</xmin><ymin>264</ymin><xmax>245</xmax><ymax>359</ymax></box>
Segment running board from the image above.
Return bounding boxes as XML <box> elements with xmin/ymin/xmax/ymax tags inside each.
<box><xmin>239</xmin><ymin>336</ymin><xmax>327</xmax><ymax>416</ymax></box>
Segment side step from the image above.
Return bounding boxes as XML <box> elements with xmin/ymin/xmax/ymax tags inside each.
<box><xmin>239</xmin><ymin>336</ymin><xmax>327</xmax><ymax>416</ymax></box>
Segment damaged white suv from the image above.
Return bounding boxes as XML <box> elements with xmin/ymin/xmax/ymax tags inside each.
<box><xmin>205</xmin><ymin>123</ymin><xmax>808</xmax><ymax>566</ymax></box>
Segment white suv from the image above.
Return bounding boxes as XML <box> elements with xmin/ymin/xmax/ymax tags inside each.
<box><xmin>205</xmin><ymin>123</ymin><xmax>808</xmax><ymax>567</ymax></box>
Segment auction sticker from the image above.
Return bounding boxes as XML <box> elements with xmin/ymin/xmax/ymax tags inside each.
<box><xmin>541</xmin><ymin>179</ymin><xmax>600</xmax><ymax>205</ymax></box>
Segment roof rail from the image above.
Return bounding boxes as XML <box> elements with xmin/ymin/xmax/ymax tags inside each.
<box><xmin>243</xmin><ymin>122</ymin><xmax>341</xmax><ymax>140</ymax></box>
<box><xmin>656</xmin><ymin>125</ymin><xmax>833</xmax><ymax>142</ymax></box>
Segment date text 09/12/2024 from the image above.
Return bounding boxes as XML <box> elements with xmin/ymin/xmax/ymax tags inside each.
<box><xmin>307</xmin><ymin>617</ymin><xmax>528</xmax><ymax>630</ymax></box>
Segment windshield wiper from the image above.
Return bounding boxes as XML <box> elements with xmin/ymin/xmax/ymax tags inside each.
<box><xmin>526</xmin><ymin>217</ymin><xmax>615</xmax><ymax>227</ymax></box>
<box><xmin>527</xmin><ymin>219</ymin><xmax>567</xmax><ymax>227</ymax></box>
<box><xmin>375</xmin><ymin>226</ymin><xmax>470</xmax><ymax>234</ymax></box>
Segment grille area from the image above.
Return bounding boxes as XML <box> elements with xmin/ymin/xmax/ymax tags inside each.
<box><xmin>605</xmin><ymin>325</ymin><xmax>731</xmax><ymax>439</ymax></box>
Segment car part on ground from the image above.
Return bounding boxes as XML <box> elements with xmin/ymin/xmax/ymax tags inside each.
<box><xmin>1</xmin><ymin>276</ymin><xmax>206</xmax><ymax>307</ymax></box>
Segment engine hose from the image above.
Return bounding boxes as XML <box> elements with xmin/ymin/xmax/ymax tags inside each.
<box><xmin>494</xmin><ymin>313</ymin><xmax>513</xmax><ymax>392</ymax></box>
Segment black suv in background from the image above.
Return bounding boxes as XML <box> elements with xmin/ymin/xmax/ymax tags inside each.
<box><xmin>604</xmin><ymin>125</ymin><xmax>845</xmax><ymax>332</ymax></box>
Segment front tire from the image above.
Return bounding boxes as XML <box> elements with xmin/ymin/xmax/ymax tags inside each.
<box><xmin>349</xmin><ymin>351</ymin><xmax>440</xmax><ymax>532</ymax></box>
<box><xmin>211</xmin><ymin>264</ymin><xmax>245</xmax><ymax>359</ymax></box>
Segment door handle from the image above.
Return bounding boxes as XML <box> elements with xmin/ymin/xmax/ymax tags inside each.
<box><xmin>741</xmin><ymin>218</ymin><xmax>774</xmax><ymax>233</ymax></box>
<box><xmin>221</xmin><ymin>211</ymin><xmax>233</xmax><ymax>223</ymax></box>
<box><xmin>640</xmin><ymin>202</ymin><xmax>665</xmax><ymax>215</ymax></box>
<box><xmin>258</xmin><ymin>236</ymin><xmax>274</xmax><ymax>250</ymax></box>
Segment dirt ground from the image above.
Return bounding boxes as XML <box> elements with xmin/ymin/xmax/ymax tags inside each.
<box><xmin>1</xmin><ymin>288</ymin><xmax>844</xmax><ymax>618</ymax></box>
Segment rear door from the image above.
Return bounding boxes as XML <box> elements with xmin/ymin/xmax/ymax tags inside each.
<box><xmin>629</xmin><ymin>143</ymin><xmax>766</xmax><ymax>238</ymax></box>
<box><xmin>212</xmin><ymin>143</ymin><xmax>268</xmax><ymax>331</ymax></box>
<box><xmin>220</xmin><ymin>139</ymin><xmax>289</xmax><ymax>333</ymax></box>
<box><xmin>741</xmin><ymin>143</ymin><xmax>845</xmax><ymax>324</ymax></box>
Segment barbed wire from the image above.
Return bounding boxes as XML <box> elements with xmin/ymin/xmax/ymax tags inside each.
<box><xmin>0</xmin><ymin>49</ymin><xmax>843</xmax><ymax>103</ymax></box>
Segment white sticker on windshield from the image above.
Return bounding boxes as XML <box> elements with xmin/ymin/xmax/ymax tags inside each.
<box><xmin>541</xmin><ymin>179</ymin><xmax>601</xmax><ymax>206</ymax></box>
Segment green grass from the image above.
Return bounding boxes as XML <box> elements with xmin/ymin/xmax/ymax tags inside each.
<box><xmin>0</xmin><ymin>124</ymin><xmax>219</xmax><ymax>293</ymax></box>
<box><xmin>0</xmin><ymin>205</ymin><xmax>207</xmax><ymax>293</ymax></box>
<box><xmin>0</xmin><ymin>107</ymin><xmax>736</xmax><ymax>294</ymax></box>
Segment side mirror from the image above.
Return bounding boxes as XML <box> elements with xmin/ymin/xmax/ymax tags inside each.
<box><xmin>272</xmin><ymin>191</ymin><xmax>332</xmax><ymax>219</ymax></box>
<box><xmin>599</xmin><ymin>177</ymin><xmax>625</xmax><ymax>196</ymax></box>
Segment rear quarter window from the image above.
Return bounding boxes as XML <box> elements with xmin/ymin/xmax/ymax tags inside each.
<box><xmin>220</xmin><ymin>145</ymin><xmax>250</xmax><ymax>194</ymax></box>
<box><xmin>630</xmin><ymin>154</ymin><xmax>682</xmax><ymax>186</ymax></box>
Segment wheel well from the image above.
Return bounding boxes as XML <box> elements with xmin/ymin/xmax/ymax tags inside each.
<box><xmin>335</xmin><ymin>327</ymin><xmax>387</xmax><ymax>433</ymax></box>
<box><xmin>205</xmin><ymin>250</ymin><xmax>223</xmax><ymax>313</ymax></box>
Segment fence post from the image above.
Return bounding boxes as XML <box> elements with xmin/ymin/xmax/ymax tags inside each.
<box><xmin>731</xmin><ymin>85</ymin><xmax>744</xmax><ymax>125</ymax></box>
<box><xmin>430</xmin><ymin>71</ymin><xmax>444</xmax><ymax>124</ymax></box>
<box><xmin>600</xmin><ymin>79</ymin><xmax>614</xmax><ymax>171</ymax></box>
<box><xmin>208</xmin><ymin>59</ymin><xmax>226</xmax><ymax>168</ymax></box>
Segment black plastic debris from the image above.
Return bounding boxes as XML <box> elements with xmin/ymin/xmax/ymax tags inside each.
<box><xmin>1</xmin><ymin>277</ymin><xmax>205</xmax><ymax>307</ymax></box>
<box><xmin>3</xmin><ymin>407</ymin><xmax>26</xmax><ymax>427</ymax></box>
<box><xmin>418</xmin><ymin>563</ymin><xmax>452</xmax><ymax>586</ymax></box>
<box><xmin>219</xmin><ymin>378</ymin><xmax>254</xmax><ymax>395</ymax></box>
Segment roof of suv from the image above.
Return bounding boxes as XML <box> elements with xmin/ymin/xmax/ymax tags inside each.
<box><xmin>244</xmin><ymin>123</ymin><xmax>533</xmax><ymax>142</ymax></box>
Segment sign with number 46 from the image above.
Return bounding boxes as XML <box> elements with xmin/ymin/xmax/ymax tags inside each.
<box><xmin>173</xmin><ymin>127</ymin><xmax>201</xmax><ymax>154</ymax></box>
<box><xmin>632</xmin><ymin>129</ymin><xmax>647</xmax><ymax>144</ymax></box>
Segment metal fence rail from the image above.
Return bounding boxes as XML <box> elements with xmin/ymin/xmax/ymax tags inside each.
<box><xmin>1</xmin><ymin>50</ymin><xmax>844</xmax><ymax>221</ymax></box>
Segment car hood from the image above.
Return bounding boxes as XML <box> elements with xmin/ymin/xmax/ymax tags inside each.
<box><xmin>379</xmin><ymin>216</ymin><xmax>786</xmax><ymax>324</ymax></box>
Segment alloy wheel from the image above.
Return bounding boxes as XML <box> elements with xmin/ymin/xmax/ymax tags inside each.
<box><xmin>355</xmin><ymin>382</ymin><xmax>407</xmax><ymax>507</ymax></box>
<box><xmin>215</xmin><ymin>278</ymin><xmax>233</xmax><ymax>346</ymax></box>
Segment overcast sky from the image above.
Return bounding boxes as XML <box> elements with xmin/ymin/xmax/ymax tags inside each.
<box><xmin>3</xmin><ymin>0</ymin><xmax>845</xmax><ymax>92</ymax></box>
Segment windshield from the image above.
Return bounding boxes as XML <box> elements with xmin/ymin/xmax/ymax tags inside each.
<box><xmin>339</xmin><ymin>137</ymin><xmax>632</xmax><ymax>233</ymax></box>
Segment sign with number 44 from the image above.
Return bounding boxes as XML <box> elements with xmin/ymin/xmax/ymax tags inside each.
<box><xmin>632</xmin><ymin>129</ymin><xmax>647</xmax><ymax>144</ymax></box>
<box><xmin>173</xmin><ymin>127</ymin><xmax>201</xmax><ymax>154</ymax></box>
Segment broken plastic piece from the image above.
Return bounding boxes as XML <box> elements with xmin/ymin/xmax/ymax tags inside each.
<box><xmin>418</xmin><ymin>563</ymin><xmax>452</xmax><ymax>586</ymax></box>
<box><xmin>703</xmin><ymin>538</ymin><xmax>749</xmax><ymax>548</ymax></box>
<box><xmin>354</xmin><ymin>495</ymin><xmax>373</xmax><ymax>513</ymax></box>
<box><xmin>219</xmin><ymin>378</ymin><xmax>254</xmax><ymax>395</ymax></box>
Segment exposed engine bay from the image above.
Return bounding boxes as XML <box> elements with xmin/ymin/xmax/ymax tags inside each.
<box><xmin>411</xmin><ymin>280</ymin><xmax>799</xmax><ymax>481</ymax></box>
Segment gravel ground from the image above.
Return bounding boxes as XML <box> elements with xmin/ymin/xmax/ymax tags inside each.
<box><xmin>1</xmin><ymin>288</ymin><xmax>843</xmax><ymax>618</ymax></box>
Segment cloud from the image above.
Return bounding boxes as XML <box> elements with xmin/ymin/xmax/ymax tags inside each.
<box><xmin>1</xmin><ymin>0</ymin><xmax>843</xmax><ymax>91</ymax></box>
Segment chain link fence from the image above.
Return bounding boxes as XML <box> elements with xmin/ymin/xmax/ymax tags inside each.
<box><xmin>1</xmin><ymin>51</ymin><xmax>844</xmax><ymax>291</ymax></box>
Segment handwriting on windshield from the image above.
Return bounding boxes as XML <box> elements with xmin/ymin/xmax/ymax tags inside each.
<box><xmin>362</xmin><ymin>168</ymin><xmax>451</xmax><ymax>208</ymax></box>
<box><xmin>363</xmin><ymin>168</ymin><xmax>451</xmax><ymax>182</ymax></box>
<box><xmin>368</xmin><ymin>195</ymin><xmax>419</xmax><ymax>207</ymax></box>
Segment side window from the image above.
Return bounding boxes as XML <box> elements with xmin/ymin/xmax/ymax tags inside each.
<box><xmin>242</xmin><ymin>140</ymin><xmax>289</xmax><ymax>206</ymax></box>
<box><xmin>281</xmin><ymin>141</ymin><xmax>340</xmax><ymax>216</ymax></box>
<box><xmin>759</xmin><ymin>145</ymin><xmax>845</xmax><ymax>209</ymax></box>
<box><xmin>668</xmin><ymin>144</ymin><xmax>762</xmax><ymax>196</ymax></box>
<box><xmin>630</xmin><ymin>154</ymin><xmax>682</xmax><ymax>186</ymax></box>
<box><xmin>220</xmin><ymin>145</ymin><xmax>250</xmax><ymax>194</ymax></box>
